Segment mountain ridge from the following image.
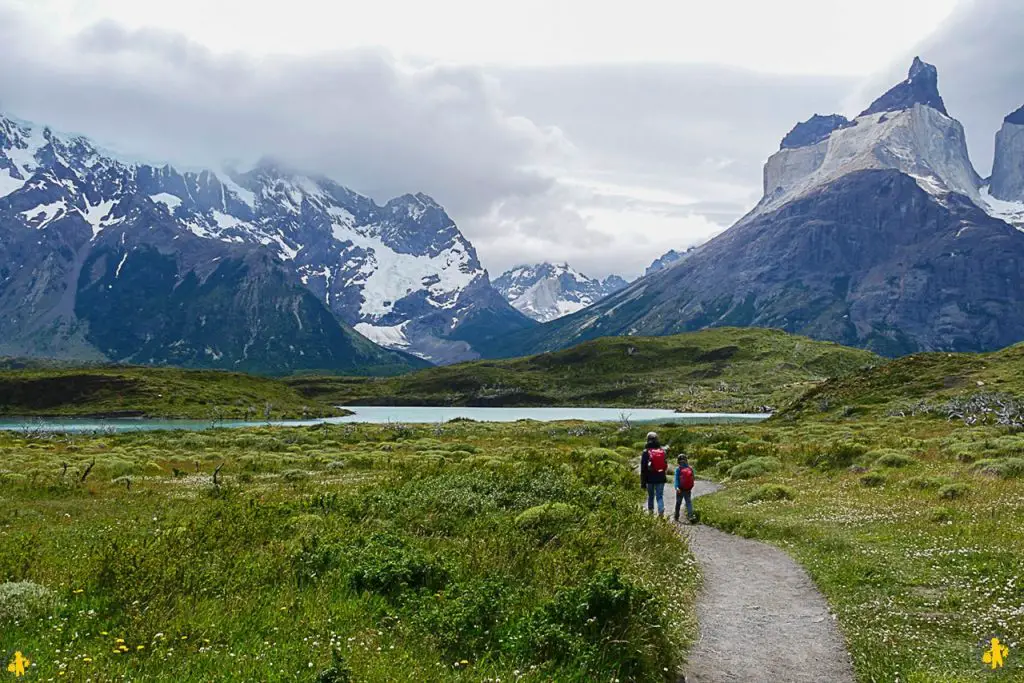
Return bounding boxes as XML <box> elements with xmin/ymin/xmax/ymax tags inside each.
<box><xmin>0</xmin><ymin>109</ymin><xmax>532</xmax><ymax>368</ymax></box>
<box><xmin>477</xmin><ymin>58</ymin><xmax>1024</xmax><ymax>360</ymax></box>
<box><xmin>493</xmin><ymin>262</ymin><xmax>628</xmax><ymax>322</ymax></box>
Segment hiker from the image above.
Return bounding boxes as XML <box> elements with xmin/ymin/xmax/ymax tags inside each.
<box><xmin>675</xmin><ymin>454</ymin><xmax>696</xmax><ymax>523</ymax></box>
<box><xmin>640</xmin><ymin>432</ymin><xmax>668</xmax><ymax>517</ymax></box>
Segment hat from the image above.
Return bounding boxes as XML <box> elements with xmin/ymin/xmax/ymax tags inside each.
<box><xmin>646</xmin><ymin>431</ymin><xmax>658</xmax><ymax>441</ymax></box>
<box><xmin>677</xmin><ymin>454</ymin><xmax>688</xmax><ymax>464</ymax></box>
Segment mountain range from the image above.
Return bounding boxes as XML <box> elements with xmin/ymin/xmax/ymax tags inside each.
<box><xmin>479</xmin><ymin>58</ymin><xmax>1024</xmax><ymax>359</ymax></box>
<box><xmin>493</xmin><ymin>263</ymin><xmax>628</xmax><ymax>322</ymax></box>
<box><xmin>0</xmin><ymin>113</ymin><xmax>535</xmax><ymax>371</ymax></box>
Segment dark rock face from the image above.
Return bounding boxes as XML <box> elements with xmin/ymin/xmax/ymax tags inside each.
<box><xmin>860</xmin><ymin>57</ymin><xmax>948</xmax><ymax>117</ymax></box>
<box><xmin>487</xmin><ymin>171</ymin><xmax>1024</xmax><ymax>358</ymax></box>
<box><xmin>1006</xmin><ymin>105</ymin><xmax>1024</xmax><ymax>126</ymax></box>
<box><xmin>780</xmin><ymin>114</ymin><xmax>852</xmax><ymax>150</ymax></box>
<box><xmin>602</xmin><ymin>275</ymin><xmax>629</xmax><ymax>292</ymax></box>
<box><xmin>644</xmin><ymin>249</ymin><xmax>688</xmax><ymax>276</ymax></box>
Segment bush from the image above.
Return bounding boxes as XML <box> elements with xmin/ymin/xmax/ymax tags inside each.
<box><xmin>745</xmin><ymin>484</ymin><xmax>795</xmax><ymax>503</ymax></box>
<box><xmin>512</xmin><ymin>569</ymin><xmax>669</xmax><ymax>677</ymax></box>
<box><xmin>728</xmin><ymin>457</ymin><xmax>781</xmax><ymax>480</ymax></box>
<box><xmin>805</xmin><ymin>442</ymin><xmax>867</xmax><ymax>470</ymax></box>
<box><xmin>347</xmin><ymin>535</ymin><xmax>448</xmax><ymax>598</ymax></box>
<box><xmin>0</xmin><ymin>581</ymin><xmax>54</xmax><ymax>623</ymax></box>
<box><xmin>938</xmin><ymin>483</ymin><xmax>970</xmax><ymax>500</ymax></box>
<box><xmin>904</xmin><ymin>476</ymin><xmax>950</xmax><ymax>491</ymax></box>
<box><xmin>859</xmin><ymin>473</ymin><xmax>886</xmax><ymax>488</ymax></box>
<box><xmin>929</xmin><ymin>506</ymin><xmax>956</xmax><ymax>523</ymax></box>
<box><xmin>872</xmin><ymin>451</ymin><xmax>917</xmax><ymax>468</ymax></box>
<box><xmin>971</xmin><ymin>457</ymin><xmax>1024</xmax><ymax>479</ymax></box>
<box><xmin>514</xmin><ymin>503</ymin><xmax>580</xmax><ymax>542</ymax></box>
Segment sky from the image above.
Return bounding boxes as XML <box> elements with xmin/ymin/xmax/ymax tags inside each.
<box><xmin>0</xmin><ymin>0</ymin><xmax>1018</xmax><ymax>279</ymax></box>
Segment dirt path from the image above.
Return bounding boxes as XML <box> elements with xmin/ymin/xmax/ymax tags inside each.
<box><xmin>658</xmin><ymin>480</ymin><xmax>856</xmax><ymax>683</ymax></box>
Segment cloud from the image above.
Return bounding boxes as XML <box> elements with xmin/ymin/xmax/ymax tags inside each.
<box><xmin>0</xmin><ymin>5</ymin><xmax>856</xmax><ymax>279</ymax></box>
<box><xmin>846</xmin><ymin>0</ymin><xmax>1024</xmax><ymax>175</ymax></box>
<box><xmin>0</xmin><ymin>9</ymin><xmax>560</xmax><ymax>217</ymax></box>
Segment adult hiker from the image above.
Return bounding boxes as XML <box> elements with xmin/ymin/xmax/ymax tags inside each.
<box><xmin>675</xmin><ymin>453</ymin><xmax>697</xmax><ymax>523</ymax></box>
<box><xmin>640</xmin><ymin>432</ymin><xmax>668</xmax><ymax>517</ymax></box>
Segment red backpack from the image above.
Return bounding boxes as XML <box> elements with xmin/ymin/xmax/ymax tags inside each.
<box><xmin>648</xmin><ymin>448</ymin><xmax>667</xmax><ymax>474</ymax></box>
<box><xmin>679</xmin><ymin>465</ymin><xmax>695</xmax><ymax>491</ymax></box>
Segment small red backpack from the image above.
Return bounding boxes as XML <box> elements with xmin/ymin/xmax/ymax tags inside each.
<box><xmin>648</xmin><ymin>448</ymin><xmax>667</xmax><ymax>474</ymax></box>
<box><xmin>679</xmin><ymin>465</ymin><xmax>695</xmax><ymax>491</ymax></box>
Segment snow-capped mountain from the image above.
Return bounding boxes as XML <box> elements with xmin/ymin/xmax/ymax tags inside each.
<box><xmin>480</xmin><ymin>58</ymin><xmax>1024</xmax><ymax>359</ymax></box>
<box><xmin>492</xmin><ymin>263</ymin><xmax>628</xmax><ymax>322</ymax></box>
<box><xmin>0</xmin><ymin>112</ymin><xmax>533</xmax><ymax>367</ymax></box>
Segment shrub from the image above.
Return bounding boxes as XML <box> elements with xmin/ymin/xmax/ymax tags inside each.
<box><xmin>873</xmin><ymin>451</ymin><xmax>917</xmax><ymax>468</ymax></box>
<box><xmin>904</xmin><ymin>476</ymin><xmax>950</xmax><ymax>491</ymax></box>
<box><xmin>728</xmin><ymin>457</ymin><xmax>781</xmax><ymax>480</ymax></box>
<box><xmin>0</xmin><ymin>581</ymin><xmax>54</xmax><ymax>623</ymax></box>
<box><xmin>929</xmin><ymin>507</ymin><xmax>956</xmax><ymax>523</ymax></box>
<box><xmin>515</xmin><ymin>503</ymin><xmax>580</xmax><ymax>542</ymax></box>
<box><xmin>347</xmin><ymin>535</ymin><xmax>448</xmax><ymax>598</ymax></box>
<box><xmin>938</xmin><ymin>483</ymin><xmax>970</xmax><ymax>500</ymax></box>
<box><xmin>859</xmin><ymin>473</ymin><xmax>886</xmax><ymax>488</ymax></box>
<box><xmin>971</xmin><ymin>457</ymin><xmax>1024</xmax><ymax>479</ymax></box>
<box><xmin>745</xmin><ymin>484</ymin><xmax>795</xmax><ymax>503</ymax></box>
<box><xmin>511</xmin><ymin>569</ymin><xmax>668</xmax><ymax>677</ymax></box>
<box><xmin>805</xmin><ymin>442</ymin><xmax>867</xmax><ymax>470</ymax></box>
<box><xmin>281</xmin><ymin>469</ymin><xmax>309</xmax><ymax>483</ymax></box>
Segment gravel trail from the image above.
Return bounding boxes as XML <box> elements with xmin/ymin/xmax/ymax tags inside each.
<box><xmin>657</xmin><ymin>480</ymin><xmax>856</xmax><ymax>682</ymax></box>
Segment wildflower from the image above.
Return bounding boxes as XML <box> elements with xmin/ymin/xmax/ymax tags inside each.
<box><xmin>137</xmin><ymin>645</ymin><xmax>144</xmax><ymax>651</ymax></box>
<box><xmin>72</xmin><ymin>589</ymin><xmax>84</xmax><ymax>595</ymax></box>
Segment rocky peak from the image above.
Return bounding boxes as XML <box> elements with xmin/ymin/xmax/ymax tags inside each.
<box><xmin>780</xmin><ymin>114</ymin><xmax>851</xmax><ymax>150</ymax></box>
<box><xmin>860</xmin><ymin>57</ymin><xmax>948</xmax><ymax>118</ymax></box>
<box><xmin>1006</xmin><ymin>104</ymin><xmax>1024</xmax><ymax>126</ymax></box>
<box><xmin>493</xmin><ymin>262</ymin><xmax>628</xmax><ymax>323</ymax></box>
<box><xmin>990</xmin><ymin>103</ymin><xmax>1024</xmax><ymax>203</ymax></box>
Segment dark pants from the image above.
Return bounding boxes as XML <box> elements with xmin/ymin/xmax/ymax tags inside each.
<box><xmin>675</xmin><ymin>488</ymin><xmax>694</xmax><ymax>520</ymax></box>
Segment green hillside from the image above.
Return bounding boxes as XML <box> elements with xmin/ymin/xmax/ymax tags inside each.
<box><xmin>289</xmin><ymin>327</ymin><xmax>879</xmax><ymax>413</ymax></box>
<box><xmin>783</xmin><ymin>342</ymin><xmax>1024</xmax><ymax>421</ymax></box>
<box><xmin>0</xmin><ymin>367</ymin><xmax>344</xmax><ymax>420</ymax></box>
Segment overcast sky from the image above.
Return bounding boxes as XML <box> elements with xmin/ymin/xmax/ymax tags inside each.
<box><xmin>1</xmin><ymin>0</ymin><xmax>1019</xmax><ymax>278</ymax></box>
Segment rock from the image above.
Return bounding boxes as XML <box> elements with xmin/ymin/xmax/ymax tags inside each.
<box><xmin>991</xmin><ymin>107</ymin><xmax>1024</xmax><ymax>201</ymax></box>
<box><xmin>860</xmin><ymin>57</ymin><xmax>949</xmax><ymax>117</ymax></box>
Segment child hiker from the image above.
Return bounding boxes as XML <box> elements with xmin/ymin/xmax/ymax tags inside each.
<box><xmin>674</xmin><ymin>454</ymin><xmax>696</xmax><ymax>523</ymax></box>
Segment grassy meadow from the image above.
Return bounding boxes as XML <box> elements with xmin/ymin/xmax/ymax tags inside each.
<box><xmin>0</xmin><ymin>421</ymin><xmax>697</xmax><ymax>682</ymax></box>
<box><xmin>654</xmin><ymin>416</ymin><xmax>1024</xmax><ymax>682</ymax></box>
<box><xmin>3</xmin><ymin>333</ymin><xmax>1024</xmax><ymax>681</ymax></box>
<box><xmin>289</xmin><ymin>328</ymin><xmax>878</xmax><ymax>413</ymax></box>
<box><xmin>0</xmin><ymin>367</ymin><xmax>345</xmax><ymax>420</ymax></box>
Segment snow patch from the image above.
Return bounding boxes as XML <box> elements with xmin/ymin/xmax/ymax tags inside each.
<box><xmin>150</xmin><ymin>193</ymin><xmax>182</xmax><ymax>211</ymax></box>
<box><xmin>115</xmin><ymin>251</ymin><xmax>129</xmax><ymax>278</ymax></box>
<box><xmin>81</xmin><ymin>200</ymin><xmax>116</xmax><ymax>238</ymax></box>
<box><xmin>979</xmin><ymin>185</ymin><xmax>1024</xmax><ymax>229</ymax></box>
<box><xmin>216</xmin><ymin>171</ymin><xmax>257</xmax><ymax>208</ymax></box>
<box><xmin>332</xmin><ymin>220</ymin><xmax>477</xmax><ymax>318</ymax></box>
<box><xmin>354</xmin><ymin>322</ymin><xmax>411</xmax><ymax>349</ymax></box>
<box><xmin>20</xmin><ymin>200</ymin><xmax>66</xmax><ymax>229</ymax></box>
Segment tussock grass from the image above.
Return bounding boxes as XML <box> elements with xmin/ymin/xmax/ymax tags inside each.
<box><xmin>0</xmin><ymin>421</ymin><xmax>697</xmax><ymax>682</ymax></box>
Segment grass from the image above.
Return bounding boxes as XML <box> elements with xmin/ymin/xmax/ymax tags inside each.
<box><xmin>289</xmin><ymin>327</ymin><xmax>878</xmax><ymax>413</ymax></box>
<box><xmin>0</xmin><ymin>421</ymin><xmax>698</xmax><ymax>682</ymax></box>
<box><xmin>0</xmin><ymin>367</ymin><xmax>345</xmax><ymax>420</ymax></box>
<box><xmin>649</xmin><ymin>417</ymin><xmax>1024</xmax><ymax>682</ymax></box>
<box><xmin>784</xmin><ymin>341</ymin><xmax>1024</xmax><ymax>420</ymax></box>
